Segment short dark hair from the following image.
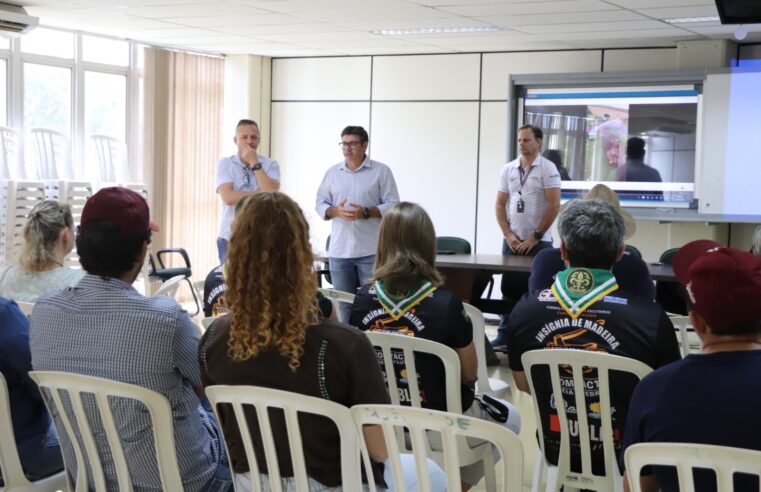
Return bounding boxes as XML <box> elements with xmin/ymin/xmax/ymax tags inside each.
<box><xmin>77</xmin><ymin>220</ymin><xmax>149</xmax><ymax>278</ymax></box>
<box><xmin>341</xmin><ymin>125</ymin><xmax>368</xmax><ymax>143</ymax></box>
<box><xmin>558</xmin><ymin>199</ymin><xmax>625</xmax><ymax>269</ymax></box>
<box><xmin>519</xmin><ymin>124</ymin><xmax>543</xmax><ymax>141</ymax></box>
<box><xmin>236</xmin><ymin>119</ymin><xmax>259</xmax><ymax>130</ymax></box>
<box><xmin>626</xmin><ymin>137</ymin><xmax>646</xmax><ymax>160</ymax></box>
<box><xmin>543</xmin><ymin>149</ymin><xmax>563</xmax><ymax>167</ymax></box>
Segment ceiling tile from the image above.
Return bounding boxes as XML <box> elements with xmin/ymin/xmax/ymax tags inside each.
<box><xmin>436</xmin><ymin>0</ymin><xmax>619</xmax><ymax>16</ymax></box>
<box><xmin>519</xmin><ymin>19</ymin><xmax>668</xmax><ymax>34</ymax></box>
<box><xmin>480</xmin><ymin>10</ymin><xmax>648</xmax><ymax>28</ymax></box>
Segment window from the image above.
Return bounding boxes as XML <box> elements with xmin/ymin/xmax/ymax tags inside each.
<box><xmin>23</xmin><ymin>63</ymin><xmax>71</xmax><ymax>134</ymax></box>
<box><xmin>84</xmin><ymin>71</ymin><xmax>126</xmax><ymax>139</ymax></box>
<box><xmin>83</xmin><ymin>35</ymin><xmax>129</xmax><ymax>66</ymax></box>
<box><xmin>20</xmin><ymin>27</ymin><xmax>74</xmax><ymax>58</ymax></box>
<box><xmin>0</xmin><ymin>60</ymin><xmax>6</xmax><ymax>126</ymax></box>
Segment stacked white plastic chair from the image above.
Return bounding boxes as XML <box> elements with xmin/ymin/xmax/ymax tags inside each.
<box><xmin>0</xmin><ymin>180</ymin><xmax>46</xmax><ymax>266</ymax></box>
<box><xmin>29</xmin><ymin>128</ymin><xmax>73</xmax><ymax>180</ymax></box>
<box><xmin>0</xmin><ymin>126</ymin><xmax>22</xmax><ymax>180</ymax></box>
<box><xmin>90</xmin><ymin>134</ymin><xmax>124</xmax><ymax>184</ymax></box>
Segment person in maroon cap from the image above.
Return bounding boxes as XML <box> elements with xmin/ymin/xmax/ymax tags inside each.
<box><xmin>620</xmin><ymin>239</ymin><xmax>761</xmax><ymax>492</ymax></box>
<box><xmin>29</xmin><ymin>187</ymin><xmax>232</xmax><ymax>492</ymax></box>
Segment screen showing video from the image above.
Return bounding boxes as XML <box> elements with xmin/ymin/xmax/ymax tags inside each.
<box><xmin>522</xmin><ymin>86</ymin><xmax>699</xmax><ymax>208</ymax></box>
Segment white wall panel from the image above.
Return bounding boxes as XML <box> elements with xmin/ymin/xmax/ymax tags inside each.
<box><xmin>372</xmin><ymin>54</ymin><xmax>480</xmax><ymax>100</ymax></box>
<box><xmin>272</xmin><ymin>57</ymin><xmax>371</xmax><ymax>100</ymax></box>
<box><xmin>475</xmin><ymin>101</ymin><xmax>508</xmax><ymax>254</ymax></box>
<box><xmin>603</xmin><ymin>48</ymin><xmax>677</xmax><ymax>71</ymax></box>
<box><xmin>271</xmin><ymin>102</ymin><xmax>370</xmax><ymax>251</ymax></box>
<box><xmin>371</xmin><ymin>102</ymin><xmax>479</xmax><ymax>244</ymax></box>
<box><xmin>481</xmin><ymin>51</ymin><xmax>602</xmax><ymax>100</ymax></box>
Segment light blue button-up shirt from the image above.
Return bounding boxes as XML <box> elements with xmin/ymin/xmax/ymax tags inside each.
<box><xmin>215</xmin><ymin>153</ymin><xmax>280</xmax><ymax>240</ymax></box>
<box><xmin>315</xmin><ymin>157</ymin><xmax>400</xmax><ymax>259</ymax></box>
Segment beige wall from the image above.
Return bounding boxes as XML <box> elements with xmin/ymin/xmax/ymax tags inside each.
<box><xmin>227</xmin><ymin>44</ymin><xmax>761</xmax><ymax>262</ymax></box>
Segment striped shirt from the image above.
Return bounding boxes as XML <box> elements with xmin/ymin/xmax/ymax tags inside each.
<box><xmin>30</xmin><ymin>274</ymin><xmax>222</xmax><ymax>491</ymax></box>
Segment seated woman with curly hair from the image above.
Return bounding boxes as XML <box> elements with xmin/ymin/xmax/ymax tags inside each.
<box><xmin>0</xmin><ymin>200</ymin><xmax>84</xmax><ymax>302</ymax></box>
<box><xmin>198</xmin><ymin>192</ymin><xmax>440</xmax><ymax>491</ymax></box>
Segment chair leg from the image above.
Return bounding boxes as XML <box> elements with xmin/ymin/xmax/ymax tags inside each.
<box><xmin>531</xmin><ymin>448</ymin><xmax>544</xmax><ymax>492</ymax></box>
<box><xmin>482</xmin><ymin>444</ymin><xmax>497</xmax><ymax>492</ymax></box>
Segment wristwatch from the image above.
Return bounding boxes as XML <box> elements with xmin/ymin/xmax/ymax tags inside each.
<box><xmin>252</xmin><ymin>162</ymin><xmax>262</xmax><ymax>171</ymax></box>
<box><xmin>363</xmin><ymin>207</ymin><xmax>370</xmax><ymax>219</ymax></box>
<box><xmin>533</xmin><ymin>230</ymin><xmax>543</xmax><ymax>240</ymax></box>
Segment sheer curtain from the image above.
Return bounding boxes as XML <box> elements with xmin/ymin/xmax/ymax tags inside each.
<box><xmin>143</xmin><ymin>48</ymin><xmax>224</xmax><ymax>299</ymax></box>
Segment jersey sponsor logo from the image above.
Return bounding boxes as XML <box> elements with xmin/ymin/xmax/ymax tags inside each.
<box><xmin>537</xmin><ymin>289</ymin><xmax>555</xmax><ymax>302</ymax></box>
<box><xmin>602</xmin><ymin>295</ymin><xmax>627</xmax><ymax>305</ymax></box>
<box><xmin>565</xmin><ymin>268</ymin><xmax>594</xmax><ymax>295</ymax></box>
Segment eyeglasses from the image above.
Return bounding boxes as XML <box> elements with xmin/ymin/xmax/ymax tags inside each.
<box><xmin>338</xmin><ymin>141</ymin><xmax>363</xmax><ymax>149</ymax></box>
<box><xmin>242</xmin><ymin>168</ymin><xmax>251</xmax><ymax>186</ymax></box>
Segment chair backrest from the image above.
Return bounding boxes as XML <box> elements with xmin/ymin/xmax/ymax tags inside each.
<box><xmin>625</xmin><ymin>442</ymin><xmax>761</xmax><ymax>492</ymax></box>
<box><xmin>28</xmin><ymin>370</ymin><xmax>183</xmax><ymax>492</ymax></box>
<box><xmin>29</xmin><ymin>128</ymin><xmax>72</xmax><ymax>180</ymax></box>
<box><xmin>0</xmin><ymin>127</ymin><xmax>22</xmax><ymax>180</ymax></box>
<box><xmin>436</xmin><ymin>236</ymin><xmax>471</xmax><ymax>254</ymax></box>
<box><xmin>625</xmin><ymin>244</ymin><xmax>642</xmax><ymax>259</ymax></box>
<box><xmin>90</xmin><ymin>135</ymin><xmax>124</xmax><ymax>183</ymax></box>
<box><xmin>463</xmin><ymin>302</ymin><xmax>500</xmax><ymax>395</ymax></box>
<box><xmin>353</xmin><ymin>404</ymin><xmax>523</xmax><ymax>492</ymax></box>
<box><xmin>659</xmin><ymin>247</ymin><xmax>679</xmax><ymax>265</ymax></box>
<box><xmin>152</xmin><ymin>275</ymin><xmax>184</xmax><ymax>298</ymax></box>
<box><xmin>205</xmin><ymin>385</ymin><xmax>364</xmax><ymax>492</ymax></box>
<box><xmin>0</xmin><ymin>180</ymin><xmax>46</xmax><ymax>265</ymax></box>
<box><xmin>15</xmin><ymin>301</ymin><xmax>34</xmax><ymax>317</ymax></box>
<box><xmin>364</xmin><ymin>331</ymin><xmax>462</xmax><ymax>413</ymax></box>
<box><xmin>0</xmin><ymin>372</ymin><xmax>41</xmax><ymax>490</ymax></box>
<box><xmin>669</xmin><ymin>315</ymin><xmax>701</xmax><ymax>357</ymax></box>
<box><xmin>317</xmin><ymin>287</ymin><xmax>355</xmax><ymax>304</ymax></box>
<box><xmin>521</xmin><ymin>349</ymin><xmax>653</xmax><ymax>492</ymax></box>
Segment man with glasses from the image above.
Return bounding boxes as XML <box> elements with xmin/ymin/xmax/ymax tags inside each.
<box><xmin>316</xmin><ymin>125</ymin><xmax>399</xmax><ymax>321</ymax></box>
<box><xmin>215</xmin><ymin>119</ymin><xmax>280</xmax><ymax>263</ymax></box>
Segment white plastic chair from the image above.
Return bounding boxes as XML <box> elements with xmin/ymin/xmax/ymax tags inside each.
<box><xmin>364</xmin><ymin>331</ymin><xmax>499</xmax><ymax>491</ymax></box>
<box><xmin>0</xmin><ymin>373</ymin><xmax>67</xmax><ymax>492</ymax></box>
<box><xmin>28</xmin><ymin>371</ymin><xmax>184</xmax><ymax>492</ymax></box>
<box><xmin>15</xmin><ymin>301</ymin><xmax>34</xmax><ymax>317</ymax></box>
<box><xmin>0</xmin><ymin>127</ymin><xmax>22</xmax><ymax>180</ymax></box>
<box><xmin>625</xmin><ymin>442</ymin><xmax>761</xmax><ymax>492</ymax></box>
<box><xmin>669</xmin><ymin>315</ymin><xmax>701</xmax><ymax>357</ymax></box>
<box><xmin>522</xmin><ymin>349</ymin><xmax>653</xmax><ymax>492</ymax></box>
<box><xmin>90</xmin><ymin>135</ymin><xmax>124</xmax><ymax>184</ymax></box>
<box><xmin>0</xmin><ymin>180</ymin><xmax>46</xmax><ymax>265</ymax></box>
<box><xmin>205</xmin><ymin>384</ymin><xmax>365</xmax><ymax>492</ymax></box>
<box><xmin>152</xmin><ymin>274</ymin><xmax>184</xmax><ymax>298</ymax></box>
<box><xmin>29</xmin><ymin>129</ymin><xmax>72</xmax><ymax>180</ymax></box>
<box><xmin>353</xmin><ymin>404</ymin><xmax>524</xmax><ymax>492</ymax></box>
<box><xmin>463</xmin><ymin>303</ymin><xmax>512</xmax><ymax>400</ymax></box>
<box><xmin>317</xmin><ymin>287</ymin><xmax>355</xmax><ymax>322</ymax></box>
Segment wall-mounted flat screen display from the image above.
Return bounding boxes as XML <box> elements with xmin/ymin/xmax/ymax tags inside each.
<box><xmin>521</xmin><ymin>86</ymin><xmax>699</xmax><ymax>208</ymax></box>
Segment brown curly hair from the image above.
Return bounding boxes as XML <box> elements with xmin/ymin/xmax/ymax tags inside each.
<box><xmin>225</xmin><ymin>192</ymin><xmax>318</xmax><ymax>371</ymax></box>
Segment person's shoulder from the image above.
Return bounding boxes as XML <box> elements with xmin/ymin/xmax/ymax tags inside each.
<box><xmin>217</xmin><ymin>154</ymin><xmax>237</xmax><ymax>167</ymax></box>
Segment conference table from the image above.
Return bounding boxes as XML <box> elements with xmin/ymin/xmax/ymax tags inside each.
<box><xmin>434</xmin><ymin>253</ymin><xmax>676</xmax><ymax>301</ymax></box>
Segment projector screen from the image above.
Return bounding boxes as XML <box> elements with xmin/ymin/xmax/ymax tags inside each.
<box><xmin>521</xmin><ymin>86</ymin><xmax>699</xmax><ymax>208</ymax></box>
<box><xmin>700</xmin><ymin>70</ymin><xmax>761</xmax><ymax>216</ymax></box>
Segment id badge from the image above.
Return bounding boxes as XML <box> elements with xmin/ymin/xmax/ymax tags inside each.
<box><xmin>517</xmin><ymin>199</ymin><xmax>525</xmax><ymax>213</ymax></box>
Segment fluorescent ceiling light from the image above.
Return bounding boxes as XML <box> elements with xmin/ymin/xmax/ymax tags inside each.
<box><xmin>663</xmin><ymin>16</ymin><xmax>720</xmax><ymax>24</ymax></box>
<box><xmin>373</xmin><ymin>26</ymin><xmax>504</xmax><ymax>36</ymax></box>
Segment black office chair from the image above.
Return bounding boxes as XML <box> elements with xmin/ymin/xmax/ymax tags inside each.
<box><xmin>149</xmin><ymin>248</ymin><xmax>201</xmax><ymax>316</ymax></box>
<box><xmin>656</xmin><ymin>247</ymin><xmax>687</xmax><ymax>315</ymax></box>
<box><xmin>316</xmin><ymin>236</ymin><xmax>331</xmax><ymax>287</ymax></box>
<box><xmin>625</xmin><ymin>244</ymin><xmax>643</xmax><ymax>259</ymax></box>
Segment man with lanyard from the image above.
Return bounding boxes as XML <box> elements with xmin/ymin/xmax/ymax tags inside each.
<box><xmin>492</xmin><ymin>124</ymin><xmax>561</xmax><ymax>349</ymax></box>
<box><xmin>315</xmin><ymin>125</ymin><xmax>399</xmax><ymax>322</ymax></box>
<box><xmin>503</xmin><ymin>198</ymin><xmax>680</xmax><ymax>476</ymax></box>
<box><xmin>215</xmin><ymin>119</ymin><xmax>280</xmax><ymax>263</ymax></box>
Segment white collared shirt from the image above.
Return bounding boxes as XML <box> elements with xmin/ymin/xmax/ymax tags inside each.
<box><xmin>498</xmin><ymin>154</ymin><xmax>561</xmax><ymax>242</ymax></box>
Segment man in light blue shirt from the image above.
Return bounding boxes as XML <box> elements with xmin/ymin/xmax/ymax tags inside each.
<box><xmin>215</xmin><ymin>119</ymin><xmax>280</xmax><ymax>263</ymax></box>
<box><xmin>316</xmin><ymin>126</ymin><xmax>399</xmax><ymax>321</ymax></box>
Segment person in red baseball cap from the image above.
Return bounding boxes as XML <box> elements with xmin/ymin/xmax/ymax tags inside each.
<box><xmin>30</xmin><ymin>186</ymin><xmax>233</xmax><ymax>491</ymax></box>
<box><xmin>620</xmin><ymin>239</ymin><xmax>761</xmax><ymax>492</ymax></box>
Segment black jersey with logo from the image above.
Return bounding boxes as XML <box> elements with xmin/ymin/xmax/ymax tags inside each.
<box><xmin>349</xmin><ymin>284</ymin><xmax>474</xmax><ymax>412</ymax></box>
<box><xmin>506</xmin><ymin>286</ymin><xmax>680</xmax><ymax>473</ymax></box>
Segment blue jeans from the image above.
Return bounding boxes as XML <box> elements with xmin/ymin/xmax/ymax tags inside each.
<box><xmin>15</xmin><ymin>421</ymin><xmax>64</xmax><ymax>481</ymax></box>
<box><xmin>329</xmin><ymin>255</ymin><xmax>375</xmax><ymax>323</ymax></box>
<box><xmin>217</xmin><ymin>238</ymin><xmax>229</xmax><ymax>265</ymax></box>
<box><xmin>199</xmin><ymin>403</ymin><xmax>233</xmax><ymax>492</ymax></box>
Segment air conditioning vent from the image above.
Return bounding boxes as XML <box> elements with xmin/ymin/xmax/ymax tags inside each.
<box><xmin>0</xmin><ymin>3</ymin><xmax>38</xmax><ymax>37</ymax></box>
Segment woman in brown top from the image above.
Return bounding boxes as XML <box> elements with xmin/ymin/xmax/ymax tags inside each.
<box><xmin>198</xmin><ymin>192</ymin><xmax>395</xmax><ymax>491</ymax></box>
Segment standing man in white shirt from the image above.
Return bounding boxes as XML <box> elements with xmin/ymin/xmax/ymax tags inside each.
<box><xmin>215</xmin><ymin>119</ymin><xmax>280</xmax><ymax>263</ymax></box>
<box><xmin>492</xmin><ymin>124</ymin><xmax>561</xmax><ymax>349</ymax></box>
<box><xmin>315</xmin><ymin>126</ymin><xmax>400</xmax><ymax>321</ymax></box>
